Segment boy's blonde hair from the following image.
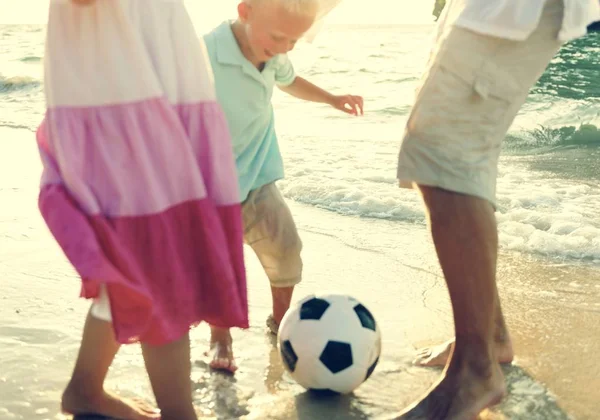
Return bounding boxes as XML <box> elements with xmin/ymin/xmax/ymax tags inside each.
<box><xmin>246</xmin><ymin>0</ymin><xmax>320</xmax><ymax>16</ymax></box>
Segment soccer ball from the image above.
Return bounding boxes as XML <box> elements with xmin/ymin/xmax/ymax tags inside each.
<box><xmin>277</xmin><ymin>293</ymin><xmax>382</xmax><ymax>394</ymax></box>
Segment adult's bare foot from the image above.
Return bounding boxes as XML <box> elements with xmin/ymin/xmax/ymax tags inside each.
<box><xmin>206</xmin><ymin>327</ymin><xmax>237</xmax><ymax>374</ymax></box>
<box><xmin>396</xmin><ymin>354</ymin><xmax>506</xmax><ymax>420</ymax></box>
<box><xmin>61</xmin><ymin>382</ymin><xmax>160</xmax><ymax>420</ymax></box>
<box><xmin>414</xmin><ymin>338</ymin><xmax>514</xmax><ymax>367</ymax></box>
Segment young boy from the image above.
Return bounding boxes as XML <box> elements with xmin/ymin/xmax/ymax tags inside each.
<box><xmin>202</xmin><ymin>0</ymin><xmax>364</xmax><ymax>373</ymax></box>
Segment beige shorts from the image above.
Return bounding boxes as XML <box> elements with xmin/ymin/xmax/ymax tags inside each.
<box><xmin>242</xmin><ymin>182</ymin><xmax>303</xmax><ymax>288</ymax></box>
<box><xmin>397</xmin><ymin>0</ymin><xmax>564</xmax><ymax>206</ymax></box>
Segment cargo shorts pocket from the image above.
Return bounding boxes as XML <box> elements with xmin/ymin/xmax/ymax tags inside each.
<box><xmin>408</xmin><ymin>44</ymin><xmax>523</xmax><ymax>156</ymax></box>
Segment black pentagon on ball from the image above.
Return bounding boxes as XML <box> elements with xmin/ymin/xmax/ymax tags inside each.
<box><xmin>308</xmin><ymin>388</ymin><xmax>340</xmax><ymax>397</ymax></box>
<box><xmin>300</xmin><ymin>297</ymin><xmax>331</xmax><ymax>320</ymax></box>
<box><xmin>319</xmin><ymin>341</ymin><xmax>353</xmax><ymax>374</ymax></box>
<box><xmin>353</xmin><ymin>303</ymin><xmax>377</xmax><ymax>331</ymax></box>
<box><xmin>365</xmin><ymin>356</ymin><xmax>379</xmax><ymax>381</ymax></box>
<box><xmin>280</xmin><ymin>340</ymin><xmax>298</xmax><ymax>372</ymax></box>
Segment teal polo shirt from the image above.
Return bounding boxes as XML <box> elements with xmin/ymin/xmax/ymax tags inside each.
<box><xmin>203</xmin><ymin>21</ymin><xmax>297</xmax><ymax>202</ymax></box>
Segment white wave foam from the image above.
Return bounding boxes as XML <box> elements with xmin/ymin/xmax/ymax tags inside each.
<box><xmin>276</xmin><ymin>111</ymin><xmax>600</xmax><ymax>262</ymax></box>
<box><xmin>496</xmin><ymin>171</ymin><xmax>600</xmax><ymax>260</ymax></box>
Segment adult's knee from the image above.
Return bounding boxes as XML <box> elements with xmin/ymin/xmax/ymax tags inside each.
<box><xmin>418</xmin><ymin>185</ymin><xmax>494</xmax><ymax>227</ymax></box>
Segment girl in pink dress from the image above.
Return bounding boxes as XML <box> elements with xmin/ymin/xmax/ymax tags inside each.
<box><xmin>37</xmin><ymin>1</ymin><xmax>248</xmax><ymax>418</ymax></box>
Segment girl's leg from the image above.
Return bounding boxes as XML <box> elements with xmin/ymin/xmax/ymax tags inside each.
<box><xmin>62</xmin><ymin>309</ymin><xmax>160</xmax><ymax>420</ymax></box>
<box><xmin>141</xmin><ymin>333</ymin><xmax>197</xmax><ymax>420</ymax></box>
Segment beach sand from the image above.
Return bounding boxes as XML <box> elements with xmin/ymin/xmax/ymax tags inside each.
<box><xmin>1</xmin><ymin>127</ymin><xmax>599</xmax><ymax>419</ymax></box>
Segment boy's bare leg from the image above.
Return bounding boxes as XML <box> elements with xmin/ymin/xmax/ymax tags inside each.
<box><xmin>267</xmin><ymin>285</ymin><xmax>294</xmax><ymax>334</ymax></box>
<box><xmin>413</xmin><ymin>293</ymin><xmax>514</xmax><ymax>367</ymax></box>
<box><xmin>206</xmin><ymin>327</ymin><xmax>237</xmax><ymax>373</ymax></box>
<box><xmin>207</xmin><ymin>285</ymin><xmax>293</xmax><ymax>373</ymax></box>
<box><xmin>141</xmin><ymin>333</ymin><xmax>197</xmax><ymax>420</ymax></box>
<box><xmin>61</xmin><ymin>310</ymin><xmax>160</xmax><ymax>420</ymax></box>
<box><xmin>396</xmin><ymin>187</ymin><xmax>506</xmax><ymax>419</ymax></box>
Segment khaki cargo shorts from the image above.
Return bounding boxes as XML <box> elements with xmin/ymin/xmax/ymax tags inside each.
<box><xmin>397</xmin><ymin>0</ymin><xmax>564</xmax><ymax>206</ymax></box>
<box><xmin>242</xmin><ymin>182</ymin><xmax>303</xmax><ymax>288</ymax></box>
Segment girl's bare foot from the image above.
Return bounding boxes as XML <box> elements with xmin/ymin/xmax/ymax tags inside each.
<box><xmin>414</xmin><ymin>338</ymin><xmax>514</xmax><ymax>367</ymax></box>
<box><xmin>62</xmin><ymin>382</ymin><xmax>160</xmax><ymax>420</ymax></box>
<box><xmin>206</xmin><ymin>327</ymin><xmax>237</xmax><ymax>374</ymax></box>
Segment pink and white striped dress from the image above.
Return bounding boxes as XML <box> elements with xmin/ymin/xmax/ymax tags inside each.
<box><xmin>36</xmin><ymin>0</ymin><xmax>249</xmax><ymax>345</ymax></box>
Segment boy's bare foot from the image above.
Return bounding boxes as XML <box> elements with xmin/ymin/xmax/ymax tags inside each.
<box><xmin>266</xmin><ymin>314</ymin><xmax>279</xmax><ymax>335</ymax></box>
<box><xmin>414</xmin><ymin>338</ymin><xmax>514</xmax><ymax>367</ymax></box>
<box><xmin>396</xmin><ymin>354</ymin><xmax>506</xmax><ymax>419</ymax></box>
<box><xmin>206</xmin><ymin>327</ymin><xmax>237</xmax><ymax>374</ymax></box>
<box><xmin>62</xmin><ymin>382</ymin><xmax>160</xmax><ymax>420</ymax></box>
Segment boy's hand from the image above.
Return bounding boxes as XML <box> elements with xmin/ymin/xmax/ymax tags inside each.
<box><xmin>330</xmin><ymin>94</ymin><xmax>364</xmax><ymax>116</ymax></box>
<box><xmin>279</xmin><ymin>77</ymin><xmax>364</xmax><ymax>115</ymax></box>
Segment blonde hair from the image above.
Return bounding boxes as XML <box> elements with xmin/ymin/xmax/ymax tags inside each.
<box><xmin>246</xmin><ymin>0</ymin><xmax>320</xmax><ymax>16</ymax></box>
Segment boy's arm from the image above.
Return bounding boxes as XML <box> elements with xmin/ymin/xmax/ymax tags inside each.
<box><xmin>279</xmin><ymin>76</ymin><xmax>364</xmax><ymax>116</ymax></box>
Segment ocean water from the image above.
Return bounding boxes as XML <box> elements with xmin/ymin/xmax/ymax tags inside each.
<box><xmin>1</xmin><ymin>22</ymin><xmax>600</xmax><ymax>420</ymax></box>
<box><xmin>2</xmin><ymin>24</ymin><xmax>598</xmax><ymax>264</ymax></box>
<box><xmin>1</xmin><ymin>24</ymin><xmax>599</xmax><ymax>264</ymax></box>
<box><xmin>277</xmin><ymin>25</ymin><xmax>600</xmax><ymax>264</ymax></box>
